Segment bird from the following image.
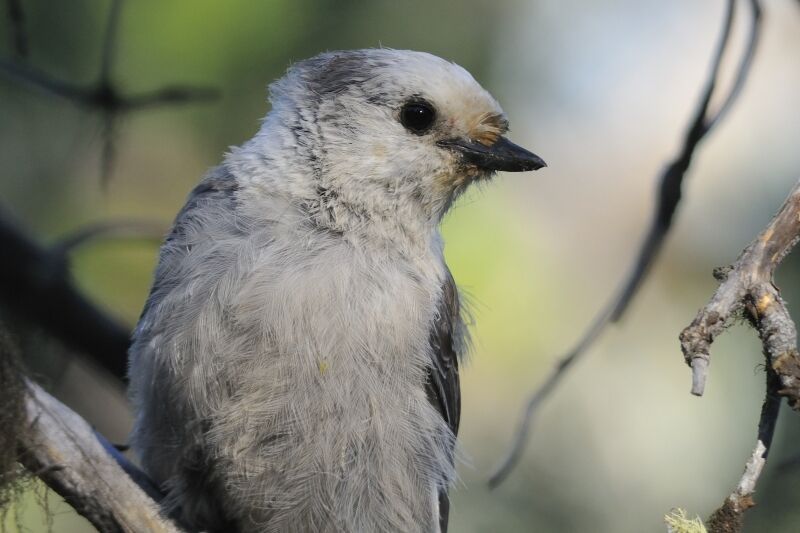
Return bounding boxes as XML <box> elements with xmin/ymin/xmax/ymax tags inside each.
<box><xmin>127</xmin><ymin>48</ymin><xmax>545</xmax><ymax>533</ymax></box>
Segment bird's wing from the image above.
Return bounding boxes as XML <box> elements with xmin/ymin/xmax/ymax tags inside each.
<box><xmin>426</xmin><ymin>268</ymin><xmax>462</xmax><ymax>436</ymax></box>
<box><xmin>425</xmin><ymin>268</ymin><xmax>462</xmax><ymax>533</ymax></box>
<box><xmin>137</xmin><ymin>167</ymin><xmax>239</xmax><ymax>325</ymax></box>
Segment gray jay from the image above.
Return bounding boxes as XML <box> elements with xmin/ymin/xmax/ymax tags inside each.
<box><xmin>128</xmin><ymin>49</ymin><xmax>544</xmax><ymax>533</ymax></box>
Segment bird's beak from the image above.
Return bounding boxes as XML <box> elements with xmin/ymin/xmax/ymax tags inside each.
<box><xmin>437</xmin><ymin>137</ymin><xmax>546</xmax><ymax>172</ymax></box>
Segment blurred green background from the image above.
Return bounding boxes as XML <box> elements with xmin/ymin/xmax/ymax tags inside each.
<box><xmin>2</xmin><ymin>0</ymin><xmax>800</xmax><ymax>531</ymax></box>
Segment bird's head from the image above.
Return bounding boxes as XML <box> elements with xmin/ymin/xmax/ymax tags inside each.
<box><xmin>251</xmin><ymin>49</ymin><xmax>545</xmax><ymax>226</ymax></box>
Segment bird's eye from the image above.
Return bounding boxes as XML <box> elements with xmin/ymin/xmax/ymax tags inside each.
<box><xmin>400</xmin><ymin>101</ymin><xmax>436</xmax><ymax>135</ymax></box>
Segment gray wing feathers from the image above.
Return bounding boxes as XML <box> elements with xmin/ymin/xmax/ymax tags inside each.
<box><xmin>425</xmin><ymin>269</ymin><xmax>463</xmax><ymax>533</ymax></box>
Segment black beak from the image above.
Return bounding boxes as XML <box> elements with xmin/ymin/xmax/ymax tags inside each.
<box><xmin>437</xmin><ymin>136</ymin><xmax>546</xmax><ymax>172</ymax></box>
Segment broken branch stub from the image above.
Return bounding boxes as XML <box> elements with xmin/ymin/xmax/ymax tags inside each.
<box><xmin>680</xmin><ymin>179</ymin><xmax>800</xmax><ymax>407</ymax></box>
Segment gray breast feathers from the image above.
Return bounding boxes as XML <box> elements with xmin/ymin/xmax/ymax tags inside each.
<box><xmin>129</xmin><ymin>166</ymin><xmax>466</xmax><ymax>532</ymax></box>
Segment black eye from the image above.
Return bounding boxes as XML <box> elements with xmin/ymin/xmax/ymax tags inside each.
<box><xmin>400</xmin><ymin>101</ymin><xmax>436</xmax><ymax>134</ymax></box>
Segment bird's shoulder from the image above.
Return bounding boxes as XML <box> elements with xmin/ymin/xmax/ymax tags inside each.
<box><xmin>136</xmin><ymin>167</ymin><xmax>241</xmax><ymax>325</ymax></box>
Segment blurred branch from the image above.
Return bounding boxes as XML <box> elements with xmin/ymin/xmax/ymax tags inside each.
<box><xmin>18</xmin><ymin>379</ymin><xmax>180</xmax><ymax>532</ymax></box>
<box><xmin>0</xmin><ymin>208</ymin><xmax>131</xmax><ymax>382</ymax></box>
<box><xmin>679</xmin><ymin>178</ymin><xmax>800</xmax><ymax>532</ymax></box>
<box><xmin>52</xmin><ymin>218</ymin><xmax>164</xmax><ymax>254</ymax></box>
<box><xmin>4</xmin><ymin>0</ymin><xmax>27</xmax><ymax>59</ymax></box>
<box><xmin>490</xmin><ymin>0</ymin><xmax>764</xmax><ymax>487</ymax></box>
<box><xmin>0</xmin><ymin>0</ymin><xmax>219</xmax><ymax>184</ymax></box>
<box><xmin>99</xmin><ymin>0</ymin><xmax>123</xmax><ymax>84</ymax></box>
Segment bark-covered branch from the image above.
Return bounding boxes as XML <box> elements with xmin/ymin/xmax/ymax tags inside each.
<box><xmin>679</xmin><ymin>179</ymin><xmax>800</xmax><ymax>532</ymax></box>
<box><xmin>18</xmin><ymin>380</ymin><xmax>181</xmax><ymax>533</ymax></box>
<box><xmin>680</xmin><ymin>179</ymin><xmax>800</xmax><ymax>404</ymax></box>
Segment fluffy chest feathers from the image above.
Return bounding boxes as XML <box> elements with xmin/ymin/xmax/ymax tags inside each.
<box><xmin>129</xmin><ymin>169</ymin><xmax>459</xmax><ymax>532</ymax></box>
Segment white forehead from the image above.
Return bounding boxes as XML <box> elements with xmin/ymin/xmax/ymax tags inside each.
<box><xmin>371</xmin><ymin>49</ymin><xmax>504</xmax><ymax>118</ymax></box>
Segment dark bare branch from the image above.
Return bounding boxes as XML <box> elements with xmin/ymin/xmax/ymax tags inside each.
<box><xmin>491</xmin><ymin>0</ymin><xmax>763</xmax><ymax>486</ymax></box>
<box><xmin>100</xmin><ymin>112</ymin><xmax>118</xmax><ymax>186</ymax></box>
<box><xmin>99</xmin><ymin>0</ymin><xmax>124</xmax><ymax>85</ymax></box>
<box><xmin>0</xmin><ymin>60</ymin><xmax>91</xmax><ymax>102</ymax></box>
<box><xmin>52</xmin><ymin>219</ymin><xmax>164</xmax><ymax>254</ymax></box>
<box><xmin>0</xmin><ymin>59</ymin><xmax>220</xmax><ymax>110</ymax></box>
<box><xmin>5</xmin><ymin>0</ymin><xmax>27</xmax><ymax>59</ymax></box>
<box><xmin>0</xmin><ymin>209</ymin><xmax>131</xmax><ymax>382</ymax></box>
<box><xmin>122</xmin><ymin>86</ymin><xmax>220</xmax><ymax>110</ymax></box>
<box><xmin>0</xmin><ymin>0</ymin><xmax>218</xmax><ymax>184</ymax></box>
<box><xmin>488</xmin><ymin>307</ymin><xmax>611</xmax><ymax>488</ymax></box>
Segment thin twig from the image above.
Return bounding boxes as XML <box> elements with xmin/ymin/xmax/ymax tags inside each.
<box><xmin>0</xmin><ymin>60</ymin><xmax>220</xmax><ymax>110</ymax></box>
<box><xmin>490</xmin><ymin>0</ymin><xmax>763</xmax><ymax>487</ymax></box>
<box><xmin>99</xmin><ymin>0</ymin><xmax>123</xmax><ymax>85</ymax></box>
<box><xmin>51</xmin><ymin>219</ymin><xmax>165</xmax><ymax>254</ymax></box>
<box><xmin>122</xmin><ymin>86</ymin><xmax>220</xmax><ymax>110</ymax></box>
<box><xmin>706</xmin><ymin>0</ymin><xmax>763</xmax><ymax>131</ymax></box>
<box><xmin>100</xmin><ymin>111</ymin><xmax>118</xmax><ymax>187</ymax></box>
<box><xmin>487</xmin><ymin>306</ymin><xmax>612</xmax><ymax>488</ymax></box>
<box><xmin>0</xmin><ymin>0</ymin><xmax>219</xmax><ymax>184</ymax></box>
<box><xmin>5</xmin><ymin>0</ymin><xmax>27</xmax><ymax>59</ymax></box>
<box><xmin>706</xmin><ymin>369</ymin><xmax>780</xmax><ymax>533</ymax></box>
<box><xmin>0</xmin><ymin>60</ymin><xmax>90</xmax><ymax>102</ymax></box>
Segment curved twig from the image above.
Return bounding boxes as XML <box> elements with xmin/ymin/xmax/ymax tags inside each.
<box><xmin>487</xmin><ymin>307</ymin><xmax>612</xmax><ymax>488</ymax></box>
<box><xmin>491</xmin><ymin>0</ymin><xmax>763</xmax><ymax>486</ymax></box>
<box><xmin>51</xmin><ymin>219</ymin><xmax>165</xmax><ymax>254</ymax></box>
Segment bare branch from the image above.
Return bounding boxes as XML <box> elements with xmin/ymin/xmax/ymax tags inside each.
<box><xmin>52</xmin><ymin>219</ymin><xmax>164</xmax><ymax>254</ymax></box>
<box><xmin>99</xmin><ymin>0</ymin><xmax>124</xmax><ymax>85</ymax></box>
<box><xmin>0</xmin><ymin>60</ymin><xmax>220</xmax><ymax>110</ymax></box>
<box><xmin>0</xmin><ymin>60</ymin><xmax>91</xmax><ymax>102</ymax></box>
<box><xmin>487</xmin><ymin>307</ymin><xmax>612</xmax><ymax>488</ymax></box>
<box><xmin>122</xmin><ymin>86</ymin><xmax>220</xmax><ymax>110</ymax></box>
<box><xmin>680</xmin><ymin>179</ymin><xmax>800</xmax><ymax>404</ymax></box>
<box><xmin>18</xmin><ymin>380</ymin><xmax>181</xmax><ymax>532</ymax></box>
<box><xmin>679</xmin><ymin>179</ymin><xmax>800</xmax><ymax>531</ymax></box>
<box><xmin>100</xmin><ymin>112</ymin><xmax>118</xmax><ymax>187</ymax></box>
<box><xmin>609</xmin><ymin>0</ymin><xmax>761</xmax><ymax>321</ymax></box>
<box><xmin>5</xmin><ymin>0</ymin><xmax>27</xmax><ymax>59</ymax></box>
<box><xmin>0</xmin><ymin>0</ymin><xmax>219</xmax><ymax>184</ymax></box>
<box><xmin>706</xmin><ymin>0</ymin><xmax>763</xmax><ymax>130</ymax></box>
<box><xmin>0</xmin><ymin>208</ymin><xmax>131</xmax><ymax>382</ymax></box>
<box><xmin>703</xmin><ymin>359</ymin><xmax>782</xmax><ymax>533</ymax></box>
<box><xmin>491</xmin><ymin>0</ymin><xmax>763</xmax><ymax>486</ymax></box>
